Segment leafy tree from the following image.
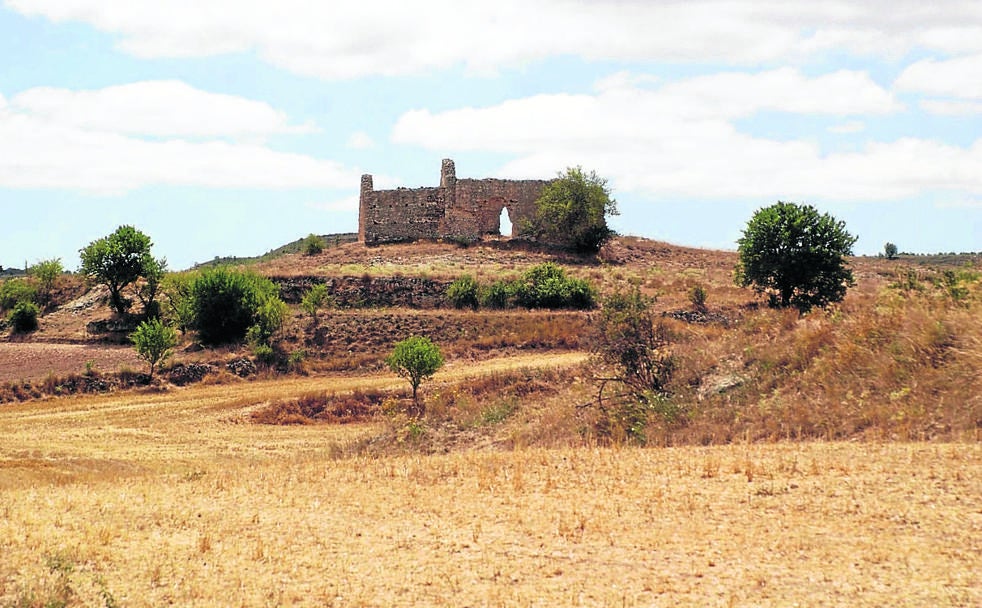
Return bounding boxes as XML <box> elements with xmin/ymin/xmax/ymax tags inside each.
<box><xmin>300</xmin><ymin>284</ymin><xmax>331</xmax><ymax>325</ymax></box>
<box><xmin>302</xmin><ymin>234</ymin><xmax>326</xmax><ymax>256</ymax></box>
<box><xmin>523</xmin><ymin>166</ymin><xmax>618</xmax><ymax>253</ymax></box>
<box><xmin>28</xmin><ymin>258</ymin><xmax>63</xmax><ymax>309</ymax></box>
<box><xmin>884</xmin><ymin>242</ymin><xmax>898</xmax><ymax>260</ymax></box>
<box><xmin>446</xmin><ymin>275</ymin><xmax>479</xmax><ymax>309</ymax></box>
<box><xmin>385</xmin><ymin>336</ymin><xmax>444</xmax><ymax>410</ymax></box>
<box><xmin>131</xmin><ymin>317</ymin><xmax>178</xmax><ymax>379</ymax></box>
<box><xmin>8</xmin><ymin>301</ymin><xmax>40</xmax><ymax>333</ymax></box>
<box><xmin>190</xmin><ymin>267</ymin><xmax>285</xmax><ymax>345</ymax></box>
<box><xmin>79</xmin><ymin>225</ymin><xmax>154</xmax><ymax>314</ymax></box>
<box><xmin>736</xmin><ymin>201</ymin><xmax>857</xmax><ymax>312</ymax></box>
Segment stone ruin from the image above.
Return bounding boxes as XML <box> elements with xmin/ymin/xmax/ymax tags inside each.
<box><xmin>358</xmin><ymin>159</ymin><xmax>551</xmax><ymax>245</ymax></box>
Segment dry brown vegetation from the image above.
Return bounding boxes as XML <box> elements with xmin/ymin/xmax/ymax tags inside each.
<box><xmin>1</xmin><ymin>236</ymin><xmax>980</xmax><ymax>606</ymax></box>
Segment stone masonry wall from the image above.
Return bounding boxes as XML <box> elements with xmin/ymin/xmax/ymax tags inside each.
<box><xmin>359</xmin><ymin>159</ymin><xmax>551</xmax><ymax>245</ymax></box>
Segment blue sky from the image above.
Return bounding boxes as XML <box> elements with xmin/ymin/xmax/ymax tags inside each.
<box><xmin>1</xmin><ymin>1</ymin><xmax>980</xmax><ymax>270</ymax></box>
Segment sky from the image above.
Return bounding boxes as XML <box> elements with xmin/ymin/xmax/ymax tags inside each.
<box><xmin>1</xmin><ymin>0</ymin><xmax>980</xmax><ymax>271</ymax></box>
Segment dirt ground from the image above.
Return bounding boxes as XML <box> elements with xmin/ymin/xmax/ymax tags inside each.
<box><xmin>0</xmin><ymin>342</ymin><xmax>144</xmax><ymax>383</ymax></box>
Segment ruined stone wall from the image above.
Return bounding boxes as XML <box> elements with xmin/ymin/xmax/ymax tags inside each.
<box><xmin>359</xmin><ymin>159</ymin><xmax>550</xmax><ymax>245</ymax></box>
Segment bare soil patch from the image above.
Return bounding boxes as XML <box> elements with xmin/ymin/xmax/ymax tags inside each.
<box><xmin>0</xmin><ymin>342</ymin><xmax>143</xmax><ymax>383</ymax></box>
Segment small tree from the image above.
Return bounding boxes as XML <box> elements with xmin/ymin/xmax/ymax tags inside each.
<box><xmin>79</xmin><ymin>225</ymin><xmax>154</xmax><ymax>314</ymax></box>
<box><xmin>736</xmin><ymin>201</ymin><xmax>857</xmax><ymax>312</ymax></box>
<box><xmin>385</xmin><ymin>336</ymin><xmax>444</xmax><ymax>412</ymax></box>
<box><xmin>28</xmin><ymin>258</ymin><xmax>63</xmax><ymax>309</ymax></box>
<box><xmin>523</xmin><ymin>167</ymin><xmax>618</xmax><ymax>253</ymax></box>
<box><xmin>131</xmin><ymin>318</ymin><xmax>178</xmax><ymax>379</ymax></box>
<box><xmin>300</xmin><ymin>284</ymin><xmax>331</xmax><ymax>325</ymax></box>
<box><xmin>884</xmin><ymin>242</ymin><xmax>898</xmax><ymax>260</ymax></box>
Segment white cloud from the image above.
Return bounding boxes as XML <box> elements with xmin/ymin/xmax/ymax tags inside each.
<box><xmin>346</xmin><ymin>131</ymin><xmax>374</xmax><ymax>149</ymax></box>
<box><xmin>896</xmin><ymin>54</ymin><xmax>982</xmax><ymax>100</ymax></box>
<box><xmin>393</xmin><ymin>71</ymin><xmax>982</xmax><ymax>203</ymax></box>
<box><xmin>919</xmin><ymin>99</ymin><xmax>982</xmax><ymax>115</ymax></box>
<box><xmin>9</xmin><ymin>80</ymin><xmax>312</xmax><ymax>137</ymax></box>
<box><xmin>307</xmin><ymin>195</ymin><xmax>359</xmax><ymax>212</ymax></box>
<box><xmin>828</xmin><ymin>121</ymin><xmax>866</xmax><ymax>134</ymax></box>
<box><xmin>0</xmin><ymin>82</ymin><xmax>357</xmax><ymax>193</ymax></box>
<box><xmin>8</xmin><ymin>1</ymin><xmax>982</xmax><ymax>78</ymax></box>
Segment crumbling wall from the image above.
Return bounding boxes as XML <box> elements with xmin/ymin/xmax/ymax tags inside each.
<box><xmin>358</xmin><ymin>159</ymin><xmax>550</xmax><ymax>245</ymax></box>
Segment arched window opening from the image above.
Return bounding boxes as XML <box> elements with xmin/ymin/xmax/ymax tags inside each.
<box><xmin>499</xmin><ymin>207</ymin><xmax>513</xmax><ymax>237</ymax></box>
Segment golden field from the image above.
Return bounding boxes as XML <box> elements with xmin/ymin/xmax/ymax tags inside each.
<box><xmin>1</xmin><ymin>355</ymin><xmax>979</xmax><ymax>607</ymax></box>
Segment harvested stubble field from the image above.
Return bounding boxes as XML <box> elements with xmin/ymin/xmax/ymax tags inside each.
<box><xmin>1</xmin><ymin>357</ymin><xmax>979</xmax><ymax>607</ymax></box>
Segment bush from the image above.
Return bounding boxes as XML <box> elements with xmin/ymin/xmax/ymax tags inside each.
<box><xmin>513</xmin><ymin>263</ymin><xmax>595</xmax><ymax>309</ymax></box>
<box><xmin>689</xmin><ymin>285</ymin><xmax>708</xmax><ymax>311</ymax></box>
<box><xmin>28</xmin><ymin>258</ymin><xmax>63</xmax><ymax>308</ymax></box>
<box><xmin>480</xmin><ymin>280</ymin><xmax>512</xmax><ymax>309</ymax></box>
<box><xmin>884</xmin><ymin>242</ymin><xmax>898</xmax><ymax>260</ymax></box>
<box><xmin>446</xmin><ymin>275</ymin><xmax>479</xmax><ymax>309</ymax></box>
<box><xmin>301</xmin><ymin>284</ymin><xmax>331</xmax><ymax>324</ymax></box>
<box><xmin>131</xmin><ymin>317</ymin><xmax>178</xmax><ymax>379</ymax></box>
<box><xmin>8</xmin><ymin>301</ymin><xmax>39</xmax><ymax>333</ymax></box>
<box><xmin>190</xmin><ymin>267</ymin><xmax>286</xmax><ymax>345</ymax></box>
<box><xmin>0</xmin><ymin>278</ymin><xmax>37</xmax><ymax>311</ymax></box>
<box><xmin>302</xmin><ymin>234</ymin><xmax>326</xmax><ymax>256</ymax></box>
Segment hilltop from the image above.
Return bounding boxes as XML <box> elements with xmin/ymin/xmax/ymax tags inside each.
<box><xmin>1</xmin><ymin>235</ymin><xmax>979</xmax><ymax>446</ymax></box>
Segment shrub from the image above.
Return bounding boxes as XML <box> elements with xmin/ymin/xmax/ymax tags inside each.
<box><xmin>480</xmin><ymin>280</ymin><xmax>512</xmax><ymax>309</ymax></box>
<box><xmin>446</xmin><ymin>275</ymin><xmax>479</xmax><ymax>309</ymax></box>
<box><xmin>253</xmin><ymin>343</ymin><xmax>276</xmax><ymax>366</ymax></box>
<box><xmin>302</xmin><ymin>234</ymin><xmax>326</xmax><ymax>256</ymax></box>
<box><xmin>0</xmin><ymin>278</ymin><xmax>37</xmax><ymax>311</ymax></box>
<box><xmin>301</xmin><ymin>284</ymin><xmax>331</xmax><ymax>324</ymax></box>
<box><xmin>162</xmin><ymin>272</ymin><xmax>197</xmax><ymax>334</ymax></box>
<box><xmin>591</xmin><ymin>288</ymin><xmax>677</xmax><ymax>443</ymax></box>
<box><xmin>513</xmin><ymin>262</ymin><xmax>596</xmax><ymax>309</ymax></box>
<box><xmin>689</xmin><ymin>285</ymin><xmax>708</xmax><ymax>311</ymax></box>
<box><xmin>191</xmin><ymin>267</ymin><xmax>285</xmax><ymax>345</ymax></box>
<box><xmin>131</xmin><ymin>317</ymin><xmax>178</xmax><ymax>379</ymax></box>
<box><xmin>884</xmin><ymin>242</ymin><xmax>898</xmax><ymax>260</ymax></box>
<box><xmin>8</xmin><ymin>301</ymin><xmax>40</xmax><ymax>333</ymax></box>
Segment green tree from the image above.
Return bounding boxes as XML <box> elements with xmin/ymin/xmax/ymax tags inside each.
<box><xmin>385</xmin><ymin>336</ymin><xmax>445</xmax><ymax>411</ymax></box>
<box><xmin>884</xmin><ymin>242</ymin><xmax>898</xmax><ymax>260</ymax></box>
<box><xmin>523</xmin><ymin>167</ymin><xmax>618</xmax><ymax>253</ymax></box>
<box><xmin>736</xmin><ymin>201</ymin><xmax>857</xmax><ymax>312</ymax></box>
<box><xmin>28</xmin><ymin>258</ymin><xmax>63</xmax><ymax>309</ymax></box>
<box><xmin>79</xmin><ymin>225</ymin><xmax>154</xmax><ymax>314</ymax></box>
<box><xmin>300</xmin><ymin>284</ymin><xmax>331</xmax><ymax>325</ymax></box>
<box><xmin>190</xmin><ymin>267</ymin><xmax>285</xmax><ymax>345</ymax></box>
<box><xmin>131</xmin><ymin>318</ymin><xmax>179</xmax><ymax>379</ymax></box>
